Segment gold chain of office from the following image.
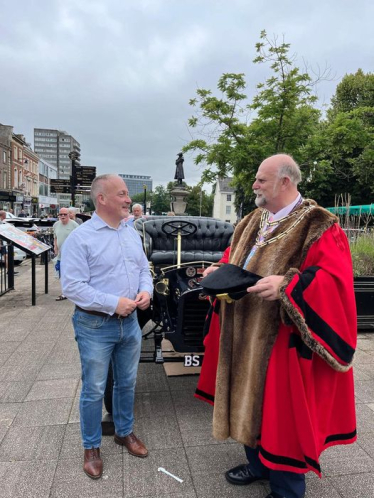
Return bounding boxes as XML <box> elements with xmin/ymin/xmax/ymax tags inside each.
<box><xmin>255</xmin><ymin>205</ymin><xmax>316</xmax><ymax>247</ymax></box>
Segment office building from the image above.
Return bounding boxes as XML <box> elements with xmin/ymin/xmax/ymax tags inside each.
<box><xmin>34</xmin><ymin>128</ymin><xmax>81</xmax><ymax>180</ymax></box>
<box><xmin>118</xmin><ymin>174</ymin><xmax>153</xmax><ymax>197</ymax></box>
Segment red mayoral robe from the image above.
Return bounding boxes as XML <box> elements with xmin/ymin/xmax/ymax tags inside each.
<box><xmin>196</xmin><ymin>223</ymin><xmax>357</xmax><ymax>477</ymax></box>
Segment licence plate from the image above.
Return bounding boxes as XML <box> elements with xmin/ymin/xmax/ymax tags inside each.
<box><xmin>184</xmin><ymin>354</ymin><xmax>204</xmax><ymax>367</ymax></box>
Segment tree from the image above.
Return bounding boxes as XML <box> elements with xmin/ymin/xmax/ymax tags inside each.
<box><xmin>151</xmin><ymin>185</ymin><xmax>170</xmax><ymax>214</ymax></box>
<box><xmin>183</xmin><ymin>31</ymin><xmax>322</xmax><ymax>210</ymax></box>
<box><xmin>301</xmin><ymin>70</ymin><xmax>374</xmax><ymax>205</ymax></box>
<box><xmin>185</xmin><ymin>186</ymin><xmax>213</xmax><ymax>216</ymax></box>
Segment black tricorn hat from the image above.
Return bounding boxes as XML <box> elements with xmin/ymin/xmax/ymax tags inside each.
<box><xmin>200</xmin><ymin>263</ymin><xmax>262</xmax><ymax>301</ymax></box>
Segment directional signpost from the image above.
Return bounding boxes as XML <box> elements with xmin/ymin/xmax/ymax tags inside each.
<box><xmin>50</xmin><ymin>162</ymin><xmax>96</xmax><ymax>205</ymax></box>
<box><xmin>50</xmin><ymin>179</ymin><xmax>71</xmax><ymax>194</ymax></box>
<box><xmin>74</xmin><ymin>166</ymin><xmax>96</xmax><ymax>196</ymax></box>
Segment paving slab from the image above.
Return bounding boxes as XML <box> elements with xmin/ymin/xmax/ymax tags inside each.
<box><xmin>0</xmin><ymin>260</ymin><xmax>373</xmax><ymax>497</ymax></box>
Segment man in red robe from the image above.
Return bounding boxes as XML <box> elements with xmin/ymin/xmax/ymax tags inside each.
<box><xmin>203</xmin><ymin>154</ymin><xmax>357</xmax><ymax>498</ymax></box>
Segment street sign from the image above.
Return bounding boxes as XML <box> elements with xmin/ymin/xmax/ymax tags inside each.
<box><xmin>75</xmin><ymin>166</ymin><xmax>96</xmax><ymax>185</ymax></box>
<box><xmin>50</xmin><ymin>179</ymin><xmax>71</xmax><ymax>194</ymax></box>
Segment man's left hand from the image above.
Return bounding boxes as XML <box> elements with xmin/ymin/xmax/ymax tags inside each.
<box><xmin>135</xmin><ymin>291</ymin><xmax>151</xmax><ymax>310</ymax></box>
<box><xmin>247</xmin><ymin>275</ymin><xmax>284</xmax><ymax>301</ymax></box>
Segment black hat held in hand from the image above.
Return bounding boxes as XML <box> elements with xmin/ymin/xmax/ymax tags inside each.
<box><xmin>201</xmin><ymin>263</ymin><xmax>262</xmax><ymax>302</ymax></box>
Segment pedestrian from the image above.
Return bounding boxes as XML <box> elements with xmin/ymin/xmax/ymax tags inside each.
<box><xmin>68</xmin><ymin>207</ymin><xmax>83</xmax><ymax>225</ymax></box>
<box><xmin>53</xmin><ymin>207</ymin><xmax>79</xmax><ymax>300</ymax></box>
<box><xmin>18</xmin><ymin>209</ymin><xmax>26</xmax><ymax>217</ymax></box>
<box><xmin>61</xmin><ymin>174</ymin><xmax>153</xmax><ymax>479</ymax></box>
<box><xmin>0</xmin><ymin>210</ymin><xmax>19</xmax><ymax>275</ymax></box>
<box><xmin>208</xmin><ymin>154</ymin><xmax>357</xmax><ymax>498</ymax></box>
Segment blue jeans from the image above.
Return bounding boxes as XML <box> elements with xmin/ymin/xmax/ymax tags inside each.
<box><xmin>73</xmin><ymin>309</ymin><xmax>142</xmax><ymax>449</ymax></box>
<box><xmin>245</xmin><ymin>446</ymin><xmax>306</xmax><ymax>498</ymax></box>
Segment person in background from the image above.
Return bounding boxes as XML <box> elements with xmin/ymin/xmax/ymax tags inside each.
<box><xmin>210</xmin><ymin>153</ymin><xmax>356</xmax><ymax>498</ymax></box>
<box><xmin>68</xmin><ymin>207</ymin><xmax>83</xmax><ymax>225</ymax></box>
<box><xmin>53</xmin><ymin>207</ymin><xmax>79</xmax><ymax>301</ymax></box>
<box><xmin>61</xmin><ymin>174</ymin><xmax>153</xmax><ymax>479</ymax></box>
<box><xmin>0</xmin><ymin>210</ymin><xmax>18</xmax><ymax>275</ymax></box>
<box><xmin>131</xmin><ymin>203</ymin><xmax>144</xmax><ymax>220</ymax></box>
<box><xmin>18</xmin><ymin>209</ymin><xmax>26</xmax><ymax>217</ymax></box>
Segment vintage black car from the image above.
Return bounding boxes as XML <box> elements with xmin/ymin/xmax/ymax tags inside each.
<box><xmin>103</xmin><ymin>216</ymin><xmax>233</xmax><ymax>418</ymax></box>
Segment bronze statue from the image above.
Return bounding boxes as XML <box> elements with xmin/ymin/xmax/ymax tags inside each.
<box><xmin>174</xmin><ymin>152</ymin><xmax>185</xmax><ymax>185</ymax></box>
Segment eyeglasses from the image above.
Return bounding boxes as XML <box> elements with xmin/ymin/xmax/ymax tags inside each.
<box><xmin>59</xmin><ymin>214</ymin><xmax>68</xmax><ymax>217</ymax></box>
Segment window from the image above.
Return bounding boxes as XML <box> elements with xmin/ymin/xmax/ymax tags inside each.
<box><xmin>227</xmin><ymin>194</ymin><xmax>231</xmax><ymax>201</ymax></box>
<box><xmin>14</xmin><ymin>146</ymin><xmax>18</xmax><ymax>160</ymax></box>
<box><xmin>226</xmin><ymin>205</ymin><xmax>231</xmax><ymax>215</ymax></box>
<box><xmin>3</xmin><ymin>150</ymin><xmax>6</xmax><ymax>163</ymax></box>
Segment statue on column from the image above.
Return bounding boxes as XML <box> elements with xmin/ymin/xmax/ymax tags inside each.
<box><xmin>174</xmin><ymin>152</ymin><xmax>185</xmax><ymax>185</ymax></box>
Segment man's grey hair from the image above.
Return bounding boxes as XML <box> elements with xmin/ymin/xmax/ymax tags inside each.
<box><xmin>90</xmin><ymin>174</ymin><xmax>119</xmax><ymax>207</ymax></box>
<box><xmin>276</xmin><ymin>154</ymin><xmax>302</xmax><ymax>185</ymax></box>
<box><xmin>132</xmin><ymin>203</ymin><xmax>143</xmax><ymax>212</ymax></box>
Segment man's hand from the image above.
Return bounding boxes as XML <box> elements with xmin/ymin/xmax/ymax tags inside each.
<box><xmin>247</xmin><ymin>275</ymin><xmax>284</xmax><ymax>301</ymax></box>
<box><xmin>202</xmin><ymin>265</ymin><xmax>220</xmax><ymax>278</ymax></box>
<box><xmin>115</xmin><ymin>297</ymin><xmax>138</xmax><ymax>317</ymax></box>
<box><xmin>135</xmin><ymin>291</ymin><xmax>151</xmax><ymax>310</ymax></box>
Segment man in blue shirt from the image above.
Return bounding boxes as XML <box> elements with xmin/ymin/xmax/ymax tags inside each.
<box><xmin>61</xmin><ymin>174</ymin><xmax>153</xmax><ymax>480</ymax></box>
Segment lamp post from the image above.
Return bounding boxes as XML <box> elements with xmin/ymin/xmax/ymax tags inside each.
<box><xmin>68</xmin><ymin>150</ymin><xmax>79</xmax><ymax>207</ymax></box>
<box><xmin>143</xmin><ymin>185</ymin><xmax>147</xmax><ymax>214</ymax></box>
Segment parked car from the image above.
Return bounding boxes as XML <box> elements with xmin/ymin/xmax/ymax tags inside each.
<box><xmin>0</xmin><ymin>242</ymin><xmax>27</xmax><ymax>264</ymax></box>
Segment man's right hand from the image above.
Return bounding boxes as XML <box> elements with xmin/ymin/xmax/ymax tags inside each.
<box><xmin>115</xmin><ymin>297</ymin><xmax>137</xmax><ymax>317</ymax></box>
<box><xmin>202</xmin><ymin>265</ymin><xmax>220</xmax><ymax>278</ymax></box>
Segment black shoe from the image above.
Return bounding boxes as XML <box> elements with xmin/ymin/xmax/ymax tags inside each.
<box><xmin>225</xmin><ymin>464</ymin><xmax>262</xmax><ymax>485</ymax></box>
<box><xmin>6</xmin><ymin>271</ymin><xmax>19</xmax><ymax>275</ymax></box>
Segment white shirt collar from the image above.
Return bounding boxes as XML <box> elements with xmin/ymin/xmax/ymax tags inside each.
<box><xmin>269</xmin><ymin>193</ymin><xmax>302</xmax><ymax>222</ymax></box>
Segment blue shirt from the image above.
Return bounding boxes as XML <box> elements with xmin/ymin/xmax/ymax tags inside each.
<box><xmin>61</xmin><ymin>212</ymin><xmax>153</xmax><ymax>315</ymax></box>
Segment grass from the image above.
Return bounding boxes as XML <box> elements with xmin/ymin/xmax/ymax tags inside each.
<box><xmin>350</xmin><ymin>233</ymin><xmax>374</xmax><ymax>277</ymax></box>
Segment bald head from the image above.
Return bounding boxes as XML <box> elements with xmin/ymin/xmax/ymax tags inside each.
<box><xmin>58</xmin><ymin>207</ymin><xmax>70</xmax><ymax>225</ymax></box>
<box><xmin>90</xmin><ymin>174</ymin><xmax>132</xmax><ymax>228</ymax></box>
<box><xmin>0</xmin><ymin>210</ymin><xmax>6</xmax><ymax>221</ymax></box>
<box><xmin>91</xmin><ymin>174</ymin><xmax>121</xmax><ymax>208</ymax></box>
<box><xmin>252</xmin><ymin>154</ymin><xmax>301</xmax><ymax>213</ymax></box>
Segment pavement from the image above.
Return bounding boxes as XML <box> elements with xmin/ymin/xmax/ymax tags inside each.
<box><xmin>0</xmin><ymin>258</ymin><xmax>374</xmax><ymax>498</ymax></box>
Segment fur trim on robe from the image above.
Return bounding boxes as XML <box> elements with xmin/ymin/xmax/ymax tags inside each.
<box><xmin>212</xmin><ymin>200</ymin><xmax>341</xmax><ymax>447</ymax></box>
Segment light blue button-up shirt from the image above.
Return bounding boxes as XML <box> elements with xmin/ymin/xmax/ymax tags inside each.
<box><xmin>61</xmin><ymin>212</ymin><xmax>153</xmax><ymax>315</ymax></box>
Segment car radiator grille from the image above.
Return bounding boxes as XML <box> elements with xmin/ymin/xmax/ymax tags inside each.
<box><xmin>180</xmin><ymin>294</ymin><xmax>210</xmax><ymax>347</ymax></box>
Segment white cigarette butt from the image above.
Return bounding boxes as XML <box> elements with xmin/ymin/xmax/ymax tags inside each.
<box><xmin>158</xmin><ymin>467</ymin><xmax>183</xmax><ymax>483</ymax></box>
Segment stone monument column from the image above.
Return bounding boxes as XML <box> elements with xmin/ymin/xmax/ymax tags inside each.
<box><xmin>170</xmin><ymin>152</ymin><xmax>189</xmax><ymax>215</ymax></box>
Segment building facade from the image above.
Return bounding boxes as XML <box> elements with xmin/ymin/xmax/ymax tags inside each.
<box><xmin>38</xmin><ymin>157</ymin><xmax>58</xmax><ymax>216</ymax></box>
<box><xmin>34</xmin><ymin>128</ymin><xmax>81</xmax><ymax>180</ymax></box>
<box><xmin>0</xmin><ymin>125</ymin><xmax>12</xmax><ymax>208</ymax></box>
<box><xmin>0</xmin><ymin>124</ymin><xmax>40</xmax><ymax>215</ymax></box>
<box><xmin>212</xmin><ymin>177</ymin><xmax>237</xmax><ymax>224</ymax></box>
<box><xmin>118</xmin><ymin>174</ymin><xmax>153</xmax><ymax>198</ymax></box>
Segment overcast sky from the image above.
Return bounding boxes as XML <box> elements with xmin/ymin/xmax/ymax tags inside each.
<box><xmin>1</xmin><ymin>0</ymin><xmax>373</xmax><ymax>189</ymax></box>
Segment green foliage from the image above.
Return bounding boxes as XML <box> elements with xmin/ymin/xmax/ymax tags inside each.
<box><xmin>301</xmin><ymin>71</ymin><xmax>374</xmax><ymax>206</ymax></box>
<box><xmin>184</xmin><ymin>186</ymin><xmax>213</xmax><ymax>216</ymax></box>
<box><xmin>151</xmin><ymin>185</ymin><xmax>170</xmax><ymax>214</ymax></box>
<box><xmin>184</xmin><ymin>31</ymin><xmax>321</xmax><ymax>207</ymax></box>
<box><xmin>350</xmin><ymin>233</ymin><xmax>374</xmax><ymax>276</ymax></box>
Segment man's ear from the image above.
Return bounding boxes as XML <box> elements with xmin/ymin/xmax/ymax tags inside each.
<box><xmin>97</xmin><ymin>193</ymin><xmax>106</xmax><ymax>206</ymax></box>
<box><xmin>281</xmin><ymin>176</ymin><xmax>291</xmax><ymax>189</ymax></box>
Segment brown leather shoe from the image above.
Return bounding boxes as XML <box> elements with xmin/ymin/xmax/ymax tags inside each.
<box><xmin>114</xmin><ymin>432</ymin><xmax>148</xmax><ymax>458</ymax></box>
<box><xmin>83</xmin><ymin>448</ymin><xmax>103</xmax><ymax>479</ymax></box>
